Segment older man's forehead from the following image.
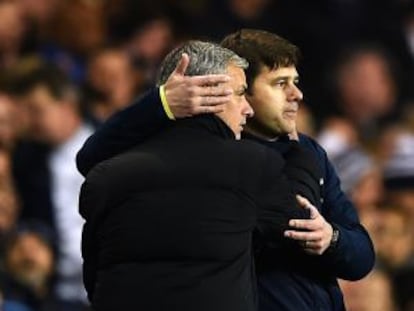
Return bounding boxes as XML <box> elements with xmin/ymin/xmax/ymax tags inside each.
<box><xmin>227</xmin><ymin>64</ymin><xmax>247</xmax><ymax>83</ymax></box>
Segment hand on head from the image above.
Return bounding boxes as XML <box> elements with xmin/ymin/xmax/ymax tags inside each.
<box><xmin>164</xmin><ymin>53</ymin><xmax>234</xmax><ymax>118</ymax></box>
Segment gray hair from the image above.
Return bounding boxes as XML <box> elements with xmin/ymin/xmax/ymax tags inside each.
<box><xmin>157</xmin><ymin>40</ymin><xmax>248</xmax><ymax>85</ymax></box>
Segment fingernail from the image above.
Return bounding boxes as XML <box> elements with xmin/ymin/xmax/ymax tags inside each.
<box><xmin>289</xmin><ymin>220</ymin><xmax>295</xmax><ymax>226</ymax></box>
<box><xmin>296</xmin><ymin>195</ymin><xmax>302</xmax><ymax>201</ymax></box>
<box><xmin>284</xmin><ymin>231</ymin><xmax>290</xmax><ymax>237</ymax></box>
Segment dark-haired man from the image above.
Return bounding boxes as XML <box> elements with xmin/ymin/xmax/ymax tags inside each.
<box><xmin>12</xmin><ymin>65</ymin><xmax>92</xmax><ymax>310</ymax></box>
<box><xmin>79</xmin><ymin>40</ymin><xmax>322</xmax><ymax>311</ymax></box>
<box><xmin>76</xmin><ymin>30</ymin><xmax>375</xmax><ymax>311</ymax></box>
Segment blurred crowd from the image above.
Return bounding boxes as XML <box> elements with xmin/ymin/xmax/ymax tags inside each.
<box><xmin>0</xmin><ymin>0</ymin><xmax>412</xmax><ymax>310</ymax></box>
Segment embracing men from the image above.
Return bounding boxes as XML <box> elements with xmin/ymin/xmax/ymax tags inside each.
<box><xmin>78</xmin><ymin>30</ymin><xmax>374</xmax><ymax>311</ymax></box>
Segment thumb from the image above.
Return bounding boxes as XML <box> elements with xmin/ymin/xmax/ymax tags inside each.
<box><xmin>296</xmin><ymin>195</ymin><xmax>318</xmax><ymax>219</ymax></box>
<box><xmin>295</xmin><ymin>194</ymin><xmax>308</xmax><ymax>207</ymax></box>
<box><xmin>173</xmin><ymin>53</ymin><xmax>190</xmax><ymax>76</ymax></box>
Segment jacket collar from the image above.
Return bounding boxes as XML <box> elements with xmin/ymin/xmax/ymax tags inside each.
<box><xmin>242</xmin><ymin>131</ymin><xmax>293</xmax><ymax>153</ymax></box>
<box><xmin>177</xmin><ymin>114</ymin><xmax>236</xmax><ymax>140</ymax></box>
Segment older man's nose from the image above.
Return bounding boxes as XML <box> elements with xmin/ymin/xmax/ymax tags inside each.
<box><xmin>244</xmin><ymin>99</ymin><xmax>254</xmax><ymax>118</ymax></box>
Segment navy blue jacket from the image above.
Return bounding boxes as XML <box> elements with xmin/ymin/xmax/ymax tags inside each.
<box><xmin>250</xmin><ymin>134</ymin><xmax>374</xmax><ymax>311</ymax></box>
<box><xmin>77</xmin><ymin>88</ymin><xmax>375</xmax><ymax>311</ymax></box>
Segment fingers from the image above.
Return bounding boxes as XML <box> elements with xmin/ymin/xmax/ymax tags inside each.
<box><xmin>288</xmin><ymin>218</ymin><xmax>321</xmax><ymax>231</ymax></box>
<box><xmin>174</xmin><ymin>101</ymin><xmax>226</xmax><ymax>117</ymax></box>
<box><xmin>180</xmin><ymin>85</ymin><xmax>232</xmax><ymax>115</ymax></box>
<box><xmin>284</xmin><ymin>217</ymin><xmax>333</xmax><ymax>255</ymax></box>
<box><xmin>187</xmin><ymin>93</ymin><xmax>230</xmax><ymax>111</ymax></box>
<box><xmin>302</xmin><ymin>242</ymin><xmax>325</xmax><ymax>255</ymax></box>
<box><xmin>196</xmin><ymin>85</ymin><xmax>233</xmax><ymax>97</ymax></box>
<box><xmin>284</xmin><ymin>230</ymin><xmax>320</xmax><ymax>241</ymax></box>
<box><xmin>187</xmin><ymin>85</ymin><xmax>232</xmax><ymax>112</ymax></box>
<box><xmin>296</xmin><ymin>194</ymin><xmax>310</xmax><ymax>207</ymax></box>
<box><xmin>190</xmin><ymin>74</ymin><xmax>231</xmax><ymax>86</ymax></box>
<box><xmin>199</xmin><ymin>96</ymin><xmax>230</xmax><ymax>106</ymax></box>
<box><xmin>303</xmin><ymin>240</ymin><xmax>323</xmax><ymax>249</ymax></box>
<box><xmin>173</xmin><ymin>53</ymin><xmax>190</xmax><ymax>76</ymax></box>
<box><xmin>296</xmin><ymin>195</ymin><xmax>311</xmax><ymax>210</ymax></box>
<box><xmin>164</xmin><ymin>64</ymin><xmax>233</xmax><ymax>118</ymax></box>
<box><xmin>296</xmin><ymin>195</ymin><xmax>318</xmax><ymax>219</ymax></box>
<box><xmin>191</xmin><ymin>104</ymin><xmax>225</xmax><ymax>115</ymax></box>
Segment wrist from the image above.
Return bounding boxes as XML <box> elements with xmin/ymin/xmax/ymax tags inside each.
<box><xmin>159</xmin><ymin>85</ymin><xmax>176</xmax><ymax>120</ymax></box>
<box><xmin>328</xmin><ymin>223</ymin><xmax>340</xmax><ymax>251</ymax></box>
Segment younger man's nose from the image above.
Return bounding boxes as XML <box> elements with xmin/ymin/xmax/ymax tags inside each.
<box><xmin>288</xmin><ymin>84</ymin><xmax>303</xmax><ymax>101</ymax></box>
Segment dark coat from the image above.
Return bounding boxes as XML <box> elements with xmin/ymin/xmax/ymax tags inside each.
<box><xmin>249</xmin><ymin>134</ymin><xmax>375</xmax><ymax>311</ymax></box>
<box><xmin>76</xmin><ymin>88</ymin><xmax>375</xmax><ymax>311</ymax></box>
<box><xmin>79</xmin><ymin>115</ymin><xmax>318</xmax><ymax>311</ymax></box>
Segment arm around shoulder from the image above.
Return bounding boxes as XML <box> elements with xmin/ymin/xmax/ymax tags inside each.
<box><xmin>76</xmin><ymin>88</ymin><xmax>171</xmax><ymax>176</ymax></box>
<box><xmin>255</xmin><ymin>148</ymin><xmax>310</xmax><ymax>246</ymax></box>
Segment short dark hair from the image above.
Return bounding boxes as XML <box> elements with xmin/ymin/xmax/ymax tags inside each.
<box><xmin>221</xmin><ymin>29</ymin><xmax>300</xmax><ymax>92</ymax></box>
<box><xmin>11</xmin><ymin>64</ymin><xmax>77</xmax><ymax>101</ymax></box>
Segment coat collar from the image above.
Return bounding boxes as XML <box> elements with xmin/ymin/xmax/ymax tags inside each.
<box><xmin>176</xmin><ymin>114</ymin><xmax>236</xmax><ymax>140</ymax></box>
<box><xmin>242</xmin><ymin>132</ymin><xmax>295</xmax><ymax>154</ymax></box>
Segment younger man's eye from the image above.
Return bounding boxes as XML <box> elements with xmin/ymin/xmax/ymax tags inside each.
<box><xmin>275</xmin><ymin>81</ymin><xmax>287</xmax><ymax>87</ymax></box>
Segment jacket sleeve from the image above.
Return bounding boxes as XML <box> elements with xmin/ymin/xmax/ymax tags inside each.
<box><xmin>280</xmin><ymin>141</ymin><xmax>323</xmax><ymax>208</ymax></box>
<box><xmin>255</xmin><ymin>147</ymin><xmax>311</xmax><ymax>248</ymax></box>
<box><xmin>318</xmin><ymin>145</ymin><xmax>375</xmax><ymax>281</ymax></box>
<box><xmin>79</xmin><ymin>165</ymin><xmax>109</xmax><ymax>302</ymax></box>
<box><xmin>76</xmin><ymin>88</ymin><xmax>171</xmax><ymax>176</ymax></box>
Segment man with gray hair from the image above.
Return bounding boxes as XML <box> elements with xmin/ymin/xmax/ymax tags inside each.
<box><xmin>79</xmin><ymin>40</ymin><xmax>320</xmax><ymax>311</ymax></box>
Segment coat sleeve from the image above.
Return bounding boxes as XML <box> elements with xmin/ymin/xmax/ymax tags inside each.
<box><xmin>254</xmin><ymin>148</ymin><xmax>311</xmax><ymax>248</ymax></box>
<box><xmin>79</xmin><ymin>163</ymin><xmax>111</xmax><ymax>302</ymax></box>
<box><xmin>76</xmin><ymin>88</ymin><xmax>171</xmax><ymax>176</ymax></box>
<box><xmin>317</xmin><ymin>144</ymin><xmax>375</xmax><ymax>281</ymax></box>
<box><xmin>79</xmin><ymin>180</ymin><xmax>100</xmax><ymax>301</ymax></box>
<box><xmin>279</xmin><ymin>141</ymin><xmax>323</xmax><ymax>208</ymax></box>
